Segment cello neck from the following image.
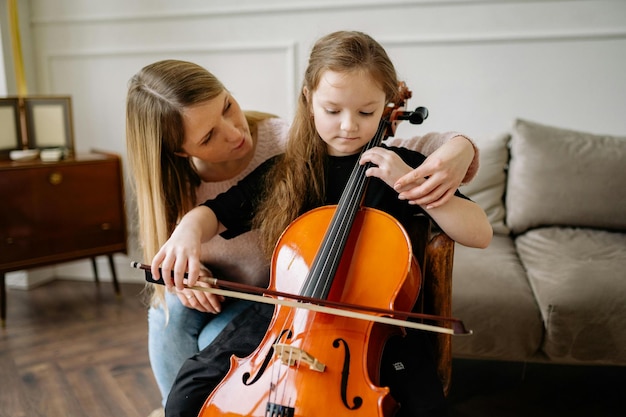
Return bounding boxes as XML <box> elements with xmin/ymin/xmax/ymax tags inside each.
<box><xmin>300</xmin><ymin>117</ymin><xmax>391</xmax><ymax>300</ymax></box>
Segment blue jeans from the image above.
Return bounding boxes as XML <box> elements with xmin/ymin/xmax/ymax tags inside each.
<box><xmin>148</xmin><ymin>290</ymin><xmax>253</xmax><ymax>406</ymax></box>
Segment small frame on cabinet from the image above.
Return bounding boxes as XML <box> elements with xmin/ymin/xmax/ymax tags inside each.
<box><xmin>24</xmin><ymin>96</ymin><xmax>74</xmax><ymax>152</ymax></box>
<box><xmin>0</xmin><ymin>97</ymin><xmax>24</xmax><ymax>159</ymax></box>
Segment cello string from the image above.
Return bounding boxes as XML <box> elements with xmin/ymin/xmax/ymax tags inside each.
<box><xmin>268</xmin><ymin>305</ymin><xmax>296</xmax><ymax>410</ymax></box>
<box><xmin>307</xmin><ymin>118</ymin><xmax>387</xmax><ymax>299</ymax></box>
<box><xmin>267</xmin><ymin>115</ymin><xmax>401</xmax><ymax>407</ymax></box>
<box><xmin>281</xmin><ymin>313</ymin><xmax>300</xmax><ymax>411</ymax></box>
<box><xmin>273</xmin><ymin>289</ymin><xmax>306</xmax><ymax>409</ymax></box>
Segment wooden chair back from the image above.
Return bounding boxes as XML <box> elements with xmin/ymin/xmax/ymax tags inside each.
<box><xmin>407</xmin><ymin>214</ymin><xmax>455</xmax><ymax>396</ymax></box>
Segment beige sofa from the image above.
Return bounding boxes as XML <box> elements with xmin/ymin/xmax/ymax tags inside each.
<box><xmin>451</xmin><ymin>118</ymin><xmax>626</xmax><ymax>365</ymax></box>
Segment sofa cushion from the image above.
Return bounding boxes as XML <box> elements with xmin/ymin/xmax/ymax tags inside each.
<box><xmin>506</xmin><ymin>119</ymin><xmax>626</xmax><ymax>235</ymax></box>
<box><xmin>452</xmin><ymin>234</ymin><xmax>543</xmax><ymax>361</ymax></box>
<box><xmin>459</xmin><ymin>133</ymin><xmax>510</xmax><ymax>235</ymax></box>
<box><xmin>516</xmin><ymin>227</ymin><xmax>626</xmax><ymax>365</ymax></box>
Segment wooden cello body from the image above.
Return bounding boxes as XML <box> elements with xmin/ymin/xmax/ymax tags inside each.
<box><xmin>199</xmin><ymin>206</ymin><xmax>421</xmax><ymax>416</ymax></box>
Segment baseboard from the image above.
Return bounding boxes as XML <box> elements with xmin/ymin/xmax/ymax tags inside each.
<box><xmin>55</xmin><ymin>254</ymin><xmax>144</xmax><ymax>283</ymax></box>
<box><xmin>5</xmin><ymin>254</ymin><xmax>145</xmax><ymax>290</ymax></box>
<box><xmin>6</xmin><ymin>268</ymin><xmax>56</xmax><ymax>290</ymax></box>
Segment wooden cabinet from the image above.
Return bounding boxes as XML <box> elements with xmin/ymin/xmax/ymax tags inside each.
<box><xmin>0</xmin><ymin>152</ymin><xmax>127</xmax><ymax>325</ymax></box>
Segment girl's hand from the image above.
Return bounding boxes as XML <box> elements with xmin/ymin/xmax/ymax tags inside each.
<box><xmin>360</xmin><ymin>147</ymin><xmax>412</xmax><ymax>188</ymax></box>
<box><xmin>394</xmin><ymin>135</ymin><xmax>474</xmax><ymax>208</ymax></box>
<box><xmin>151</xmin><ymin>223</ymin><xmax>203</xmax><ymax>291</ymax></box>
<box><xmin>175</xmin><ymin>265</ymin><xmax>225</xmax><ymax>313</ymax></box>
<box><xmin>151</xmin><ymin>205</ymin><xmax>220</xmax><ymax>291</ymax></box>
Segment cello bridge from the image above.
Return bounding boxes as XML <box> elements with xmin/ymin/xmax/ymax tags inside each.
<box><xmin>273</xmin><ymin>343</ymin><xmax>325</xmax><ymax>372</ymax></box>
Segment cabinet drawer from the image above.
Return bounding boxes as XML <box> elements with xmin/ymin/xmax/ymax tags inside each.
<box><xmin>0</xmin><ymin>155</ymin><xmax>127</xmax><ymax>269</ymax></box>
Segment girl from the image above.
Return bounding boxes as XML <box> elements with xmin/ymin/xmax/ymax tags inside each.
<box><xmin>155</xmin><ymin>31</ymin><xmax>491</xmax><ymax>416</ymax></box>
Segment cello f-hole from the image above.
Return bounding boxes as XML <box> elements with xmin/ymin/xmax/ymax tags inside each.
<box><xmin>334</xmin><ymin>338</ymin><xmax>363</xmax><ymax>410</ymax></box>
<box><xmin>242</xmin><ymin>329</ymin><xmax>293</xmax><ymax>386</ymax></box>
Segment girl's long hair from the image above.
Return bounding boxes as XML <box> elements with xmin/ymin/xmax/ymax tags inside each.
<box><xmin>253</xmin><ymin>31</ymin><xmax>402</xmax><ymax>257</ymax></box>
<box><xmin>125</xmin><ymin>59</ymin><xmax>273</xmax><ymax>306</ymax></box>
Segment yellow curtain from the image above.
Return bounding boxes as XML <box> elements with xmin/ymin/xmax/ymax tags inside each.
<box><xmin>7</xmin><ymin>0</ymin><xmax>27</xmax><ymax>95</ymax></box>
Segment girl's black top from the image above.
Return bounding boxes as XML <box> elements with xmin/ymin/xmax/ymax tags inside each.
<box><xmin>202</xmin><ymin>144</ymin><xmax>466</xmax><ymax>240</ymax></box>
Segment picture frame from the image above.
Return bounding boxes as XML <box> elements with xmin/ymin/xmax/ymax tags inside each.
<box><xmin>24</xmin><ymin>96</ymin><xmax>74</xmax><ymax>151</ymax></box>
<box><xmin>0</xmin><ymin>98</ymin><xmax>24</xmax><ymax>158</ymax></box>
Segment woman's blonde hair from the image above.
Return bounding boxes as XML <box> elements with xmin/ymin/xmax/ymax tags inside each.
<box><xmin>254</xmin><ymin>31</ymin><xmax>401</xmax><ymax>257</ymax></box>
<box><xmin>126</xmin><ymin>59</ymin><xmax>274</xmax><ymax>306</ymax></box>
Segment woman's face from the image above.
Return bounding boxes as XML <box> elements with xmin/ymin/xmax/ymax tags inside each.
<box><xmin>178</xmin><ymin>90</ymin><xmax>253</xmax><ymax>165</ymax></box>
<box><xmin>308</xmin><ymin>70</ymin><xmax>386</xmax><ymax>156</ymax></box>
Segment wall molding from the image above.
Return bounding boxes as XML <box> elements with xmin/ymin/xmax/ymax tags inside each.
<box><xmin>29</xmin><ymin>0</ymin><xmax>583</xmax><ymax>25</ymax></box>
<box><xmin>40</xmin><ymin>41</ymin><xmax>299</xmax><ymax>111</ymax></box>
<box><xmin>35</xmin><ymin>40</ymin><xmax>298</xmax><ymax>283</ymax></box>
<box><xmin>40</xmin><ymin>27</ymin><xmax>625</xmax><ymax>91</ymax></box>
<box><xmin>31</xmin><ymin>0</ymin><xmax>536</xmax><ymax>25</ymax></box>
<box><xmin>378</xmin><ymin>28</ymin><xmax>626</xmax><ymax>47</ymax></box>
<box><xmin>42</xmin><ymin>41</ymin><xmax>297</xmax><ymax>59</ymax></box>
<box><xmin>39</xmin><ymin>26</ymin><xmax>626</xmax><ymax>69</ymax></box>
<box><xmin>37</xmin><ymin>27</ymin><xmax>625</xmax><ymax>117</ymax></box>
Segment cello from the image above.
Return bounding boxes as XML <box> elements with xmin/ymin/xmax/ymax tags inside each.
<box><xmin>198</xmin><ymin>86</ymin><xmax>431</xmax><ymax>416</ymax></box>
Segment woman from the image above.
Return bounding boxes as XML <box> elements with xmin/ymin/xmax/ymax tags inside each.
<box><xmin>125</xmin><ymin>59</ymin><xmax>479</xmax><ymax>414</ymax></box>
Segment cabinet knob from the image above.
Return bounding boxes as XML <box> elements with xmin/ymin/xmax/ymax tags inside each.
<box><xmin>49</xmin><ymin>172</ymin><xmax>63</xmax><ymax>185</ymax></box>
<box><xmin>101</xmin><ymin>223</ymin><xmax>111</xmax><ymax>230</ymax></box>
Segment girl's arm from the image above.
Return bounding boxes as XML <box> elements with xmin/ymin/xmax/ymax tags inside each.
<box><xmin>424</xmin><ymin>196</ymin><xmax>492</xmax><ymax>248</ymax></box>
<box><xmin>151</xmin><ymin>205</ymin><xmax>225</xmax><ymax>291</ymax></box>
<box><xmin>152</xmin><ymin>158</ymin><xmax>274</xmax><ymax>291</ymax></box>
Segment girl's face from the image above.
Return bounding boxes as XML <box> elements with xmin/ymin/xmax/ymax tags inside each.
<box><xmin>308</xmin><ymin>70</ymin><xmax>386</xmax><ymax>156</ymax></box>
<box><xmin>178</xmin><ymin>90</ymin><xmax>253</xmax><ymax>165</ymax></box>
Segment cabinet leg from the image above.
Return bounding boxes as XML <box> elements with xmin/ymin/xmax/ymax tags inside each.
<box><xmin>1</xmin><ymin>272</ymin><xmax>6</xmax><ymax>327</ymax></box>
<box><xmin>91</xmin><ymin>257</ymin><xmax>100</xmax><ymax>284</ymax></box>
<box><xmin>107</xmin><ymin>255</ymin><xmax>121</xmax><ymax>295</ymax></box>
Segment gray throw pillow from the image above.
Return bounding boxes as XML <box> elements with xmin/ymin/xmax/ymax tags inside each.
<box><xmin>506</xmin><ymin>119</ymin><xmax>626</xmax><ymax>234</ymax></box>
<box><xmin>459</xmin><ymin>133</ymin><xmax>510</xmax><ymax>235</ymax></box>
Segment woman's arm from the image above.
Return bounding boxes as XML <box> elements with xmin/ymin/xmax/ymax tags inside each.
<box><xmin>151</xmin><ymin>205</ymin><xmax>224</xmax><ymax>291</ymax></box>
<box><xmin>388</xmin><ymin>132</ymin><xmax>479</xmax><ymax>208</ymax></box>
<box><xmin>361</xmin><ymin>146</ymin><xmax>492</xmax><ymax>249</ymax></box>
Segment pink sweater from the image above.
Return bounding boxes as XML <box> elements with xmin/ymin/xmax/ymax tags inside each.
<box><xmin>195</xmin><ymin>117</ymin><xmax>290</xmax><ymax>204</ymax></box>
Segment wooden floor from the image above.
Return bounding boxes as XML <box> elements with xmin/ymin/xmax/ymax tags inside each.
<box><xmin>2</xmin><ymin>279</ymin><xmax>625</xmax><ymax>417</ymax></box>
<box><xmin>0</xmin><ymin>279</ymin><xmax>160</xmax><ymax>417</ymax></box>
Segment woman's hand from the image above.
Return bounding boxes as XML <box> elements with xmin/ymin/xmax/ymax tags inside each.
<box><xmin>394</xmin><ymin>135</ymin><xmax>475</xmax><ymax>209</ymax></box>
<box><xmin>175</xmin><ymin>265</ymin><xmax>225</xmax><ymax>313</ymax></box>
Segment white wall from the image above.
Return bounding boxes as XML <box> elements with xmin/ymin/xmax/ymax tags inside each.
<box><xmin>0</xmin><ymin>21</ymin><xmax>6</xmax><ymax>95</ymax></box>
<box><xmin>7</xmin><ymin>0</ymin><xmax>626</xmax><ymax>283</ymax></box>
